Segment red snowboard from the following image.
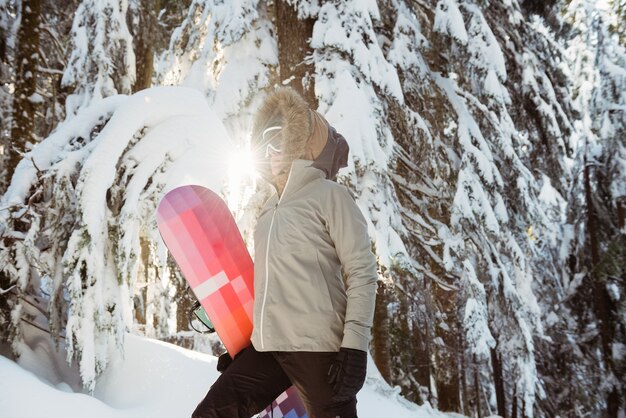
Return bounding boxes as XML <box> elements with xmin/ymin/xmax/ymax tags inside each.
<box><xmin>156</xmin><ymin>185</ymin><xmax>307</xmax><ymax>418</ymax></box>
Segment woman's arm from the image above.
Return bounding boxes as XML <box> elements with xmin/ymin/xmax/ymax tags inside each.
<box><xmin>325</xmin><ymin>185</ymin><xmax>378</xmax><ymax>352</ymax></box>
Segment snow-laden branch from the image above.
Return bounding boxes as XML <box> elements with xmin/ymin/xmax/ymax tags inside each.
<box><xmin>1</xmin><ymin>86</ymin><xmax>235</xmax><ymax>392</ymax></box>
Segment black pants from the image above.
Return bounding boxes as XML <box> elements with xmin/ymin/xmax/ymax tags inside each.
<box><xmin>191</xmin><ymin>345</ymin><xmax>358</xmax><ymax>418</ymax></box>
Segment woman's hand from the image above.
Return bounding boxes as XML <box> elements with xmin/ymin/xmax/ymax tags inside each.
<box><xmin>217</xmin><ymin>352</ymin><xmax>233</xmax><ymax>373</ymax></box>
<box><xmin>327</xmin><ymin>347</ymin><xmax>368</xmax><ymax>399</ymax></box>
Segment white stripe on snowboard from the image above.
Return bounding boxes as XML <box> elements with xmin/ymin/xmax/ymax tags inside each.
<box><xmin>193</xmin><ymin>271</ymin><xmax>229</xmax><ymax>300</ymax></box>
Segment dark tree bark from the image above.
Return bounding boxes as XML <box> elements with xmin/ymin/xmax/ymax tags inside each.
<box><xmin>433</xmin><ymin>282</ymin><xmax>460</xmax><ymax>411</ymax></box>
<box><xmin>511</xmin><ymin>387</ymin><xmax>518</xmax><ymax>418</ymax></box>
<box><xmin>491</xmin><ymin>347</ymin><xmax>507</xmax><ymax>418</ymax></box>
<box><xmin>0</xmin><ymin>8</ymin><xmax>7</xmax><ymax>60</ymax></box>
<box><xmin>274</xmin><ymin>0</ymin><xmax>316</xmax><ymax>107</ymax></box>
<box><xmin>372</xmin><ymin>279</ymin><xmax>392</xmax><ymax>382</ymax></box>
<box><xmin>473</xmin><ymin>355</ymin><xmax>482</xmax><ymax>418</ymax></box>
<box><xmin>415</xmin><ymin>313</ymin><xmax>432</xmax><ymax>403</ymax></box>
<box><xmin>137</xmin><ymin>237</ymin><xmax>150</xmax><ymax>326</ymax></box>
<box><xmin>584</xmin><ymin>153</ymin><xmax>611</xmax><ymax>361</ymax></box>
<box><xmin>8</xmin><ymin>0</ymin><xmax>42</xmax><ymax>181</ymax></box>
<box><xmin>0</xmin><ymin>3</ymin><xmax>13</xmax><ymax>192</ymax></box>
<box><xmin>460</xmin><ymin>332</ymin><xmax>469</xmax><ymax>415</ymax></box>
<box><xmin>584</xmin><ymin>151</ymin><xmax>619</xmax><ymax>417</ymax></box>
<box><xmin>132</xmin><ymin>0</ymin><xmax>160</xmax><ymax>92</ymax></box>
<box><xmin>519</xmin><ymin>0</ymin><xmax>558</xmax><ymax>17</ymax></box>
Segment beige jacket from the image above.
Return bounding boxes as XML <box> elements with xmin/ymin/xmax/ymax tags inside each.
<box><xmin>250</xmin><ymin>159</ymin><xmax>378</xmax><ymax>352</ymax></box>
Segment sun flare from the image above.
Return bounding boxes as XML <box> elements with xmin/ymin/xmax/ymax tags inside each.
<box><xmin>226</xmin><ymin>145</ymin><xmax>258</xmax><ymax>214</ymax></box>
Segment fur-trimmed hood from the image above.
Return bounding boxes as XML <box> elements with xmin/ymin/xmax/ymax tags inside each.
<box><xmin>252</xmin><ymin>87</ymin><xmax>349</xmax><ymax>181</ymax></box>
<box><xmin>252</xmin><ymin>88</ymin><xmax>312</xmax><ymax>164</ymax></box>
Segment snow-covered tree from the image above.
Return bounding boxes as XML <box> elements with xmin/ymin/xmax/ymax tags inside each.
<box><xmin>560</xmin><ymin>0</ymin><xmax>626</xmax><ymax>414</ymax></box>
<box><xmin>155</xmin><ymin>0</ymin><xmax>284</xmax><ymax>248</ymax></box>
<box><xmin>0</xmin><ymin>87</ymin><xmax>234</xmax><ymax>391</ymax></box>
<box><xmin>2</xmin><ymin>0</ymin><xmax>274</xmax><ymax>393</ymax></box>
<box><xmin>1</xmin><ymin>0</ymin><xmax>81</xmax><ymax>190</ymax></box>
<box><xmin>62</xmin><ymin>0</ymin><xmax>136</xmax><ymax>116</ymax></box>
<box><xmin>8</xmin><ymin>0</ymin><xmax>41</xmax><ymax>185</ymax></box>
<box><xmin>308</xmin><ymin>1</ymin><xmax>417</xmax><ymax>404</ymax></box>
<box><xmin>156</xmin><ymin>0</ymin><xmax>275</xmax><ymax>124</ymax></box>
<box><xmin>0</xmin><ymin>0</ymin><xmax>19</xmax><ymax>192</ymax></box>
<box><xmin>364</xmin><ymin>1</ymin><xmax>579</xmax><ymax>416</ymax></box>
<box><xmin>1</xmin><ymin>1</ymin><xmax>624</xmax><ymax>414</ymax></box>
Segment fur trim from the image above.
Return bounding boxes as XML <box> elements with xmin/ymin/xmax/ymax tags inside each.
<box><xmin>252</xmin><ymin>87</ymin><xmax>313</xmax><ymax>164</ymax></box>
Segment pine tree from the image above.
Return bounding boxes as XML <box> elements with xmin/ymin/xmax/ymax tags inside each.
<box><xmin>0</xmin><ymin>0</ymin><xmax>19</xmax><ymax>193</ymax></box>
<box><xmin>62</xmin><ymin>0</ymin><xmax>135</xmax><ymax>116</ymax></box>
<box><xmin>155</xmin><ymin>0</ymin><xmax>275</xmax><ymax>124</ymax></box>
<box><xmin>1</xmin><ymin>0</ymin><xmax>80</xmax><ymax>191</ymax></box>
<box><xmin>128</xmin><ymin>0</ymin><xmax>165</xmax><ymax>92</ymax></box>
<box><xmin>8</xmin><ymin>0</ymin><xmax>41</xmax><ymax>183</ymax></box>
<box><xmin>561</xmin><ymin>0</ymin><xmax>626</xmax><ymax>414</ymax></box>
<box><xmin>367</xmin><ymin>1</ymin><xmax>580</xmax><ymax>416</ymax></box>
<box><xmin>274</xmin><ymin>0</ymin><xmax>316</xmax><ymax>104</ymax></box>
<box><xmin>0</xmin><ymin>86</ymin><xmax>235</xmax><ymax>392</ymax></box>
<box><xmin>1</xmin><ymin>0</ymin><xmax>623</xmax><ymax>412</ymax></box>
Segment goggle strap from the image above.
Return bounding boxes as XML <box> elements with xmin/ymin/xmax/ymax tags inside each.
<box><xmin>262</xmin><ymin>126</ymin><xmax>282</xmax><ymax>139</ymax></box>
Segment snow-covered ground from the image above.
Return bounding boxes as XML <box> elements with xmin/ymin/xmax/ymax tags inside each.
<box><xmin>0</xmin><ymin>333</ymin><xmax>450</xmax><ymax>418</ymax></box>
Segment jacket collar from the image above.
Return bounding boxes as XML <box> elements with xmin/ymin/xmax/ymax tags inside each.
<box><xmin>272</xmin><ymin>159</ymin><xmax>325</xmax><ymax>202</ymax></box>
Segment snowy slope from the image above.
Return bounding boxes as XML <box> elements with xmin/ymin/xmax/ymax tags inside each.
<box><xmin>0</xmin><ymin>334</ymin><xmax>449</xmax><ymax>418</ymax></box>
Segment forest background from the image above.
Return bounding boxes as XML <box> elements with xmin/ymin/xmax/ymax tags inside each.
<box><xmin>0</xmin><ymin>0</ymin><xmax>624</xmax><ymax>417</ymax></box>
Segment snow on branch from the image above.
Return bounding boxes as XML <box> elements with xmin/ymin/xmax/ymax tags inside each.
<box><xmin>62</xmin><ymin>0</ymin><xmax>136</xmax><ymax>116</ymax></box>
<box><xmin>156</xmin><ymin>0</ymin><xmax>275</xmax><ymax>121</ymax></box>
<box><xmin>1</xmin><ymin>87</ymin><xmax>234</xmax><ymax>392</ymax></box>
<box><xmin>433</xmin><ymin>0</ymin><xmax>468</xmax><ymax>44</ymax></box>
<box><xmin>312</xmin><ymin>0</ymin><xmax>408</xmax><ymax>268</ymax></box>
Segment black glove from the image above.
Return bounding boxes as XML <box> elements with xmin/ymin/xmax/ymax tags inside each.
<box><xmin>217</xmin><ymin>352</ymin><xmax>232</xmax><ymax>373</ymax></box>
<box><xmin>217</xmin><ymin>346</ymin><xmax>250</xmax><ymax>373</ymax></box>
<box><xmin>327</xmin><ymin>347</ymin><xmax>367</xmax><ymax>399</ymax></box>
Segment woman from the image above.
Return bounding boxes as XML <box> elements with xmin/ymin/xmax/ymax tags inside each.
<box><xmin>192</xmin><ymin>87</ymin><xmax>377</xmax><ymax>418</ymax></box>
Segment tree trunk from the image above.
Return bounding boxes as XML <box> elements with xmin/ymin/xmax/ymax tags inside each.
<box><xmin>8</xmin><ymin>0</ymin><xmax>42</xmax><ymax>181</ymax></box>
<box><xmin>172</xmin><ymin>258</ymin><xmax>194</xmax><ymax>333</ymax></box>
<box><xmin>584</xmin><ymin>151</ymin><xmax>612</xmax><ymax>363</ymax></box>
<box><xmin>474</xmin><ymin>354</ymin><xmax>482</xmax><ymax>418</ymax></box>
<box><xmin>460</xmin><ymin>331</ymin><xmax>468</xmax><ymax>415</ymax></box>
<box><xmin>274</xmin><ymin>0</ymin><xmax>316</xmax><ymax>107</ymax></box>
<box><xmin>415</xmin><ymin>313</ymin><xmax>432</xmax><ymax>404</ymax></box>
<box><xmin>372</xmin><ymin>279</ymin><xmax>392</xmax><ymax>382</ymax></box>
<box><xmin>132</xmin><ymin>0</ymin><xmax>160</xmax><ymax>92</ymax></box>
<box><xmin>433</xmin><ymin>282</ymin><xmax>460</xmax><ymax>411</ymax></box>
<box><xmin>491</xmin><ymin>347</ymin><xmax>507</xmax><ymax>418</ymax></box>
<box><xmin>136</xmin><ymin>237</ymin><xmax>150</xmax><ymax>326</ymax></box>
<box><xmin>584</xmin><ymin>150</ymin><xmax>618</xmax><ymax>416</ymax></box>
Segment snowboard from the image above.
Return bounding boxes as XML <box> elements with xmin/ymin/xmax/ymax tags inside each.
<box><xmin>156</xmin><ymin>185</ymin><xmax>308</xmax><ymax>418</ymax></box>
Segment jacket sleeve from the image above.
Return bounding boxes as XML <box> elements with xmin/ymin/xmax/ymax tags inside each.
<box><xmin>325</xmin><ymin>184</ymin><xmax>378</xmax><ymax>352</ymax></box>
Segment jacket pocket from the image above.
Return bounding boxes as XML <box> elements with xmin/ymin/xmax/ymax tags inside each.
<box><xmin>285</xmin><ymin>248</ymin><xmax>335</xmax><ymax>314</ymax></box>
<box><xmin>315</xmin><ymin>249</ymin><xmax>347</xmax><ymax>313</ymax></box>
<box><xmin>315</xmin><ymin>250</ymin><xmax>335</xmax><ymax>312</ymax></box>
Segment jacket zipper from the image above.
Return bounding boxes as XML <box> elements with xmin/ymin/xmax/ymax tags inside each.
<box><xmin>259</xmin><ymin>206</ymin><xmax>276</xmax><ymax>349</ymax></box>
<box><xmin>259</xmin><ymin>169</ymin><xmax>294</xmax><ymax>349</ymax></box>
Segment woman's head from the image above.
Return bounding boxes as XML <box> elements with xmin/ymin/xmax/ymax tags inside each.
<box><xmin>251</xmin><ymin>87</ymin><xmax>313</xmax><ymax>181</ymax></box>
<box><xmin>251</xmin><ymin>87</ymin><xmax>349</xmax><ymax>184</ymax></box>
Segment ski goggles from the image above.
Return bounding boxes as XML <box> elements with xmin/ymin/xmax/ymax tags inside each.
<box><xmin>190</xmin><ymin>300</ymin><xmax>215</xmax><ymax>333</ymax></box>
<box><xmin>262</xmin><ymin>126</ymin><xmax>283</xmax><ymax>157</ymax></box>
